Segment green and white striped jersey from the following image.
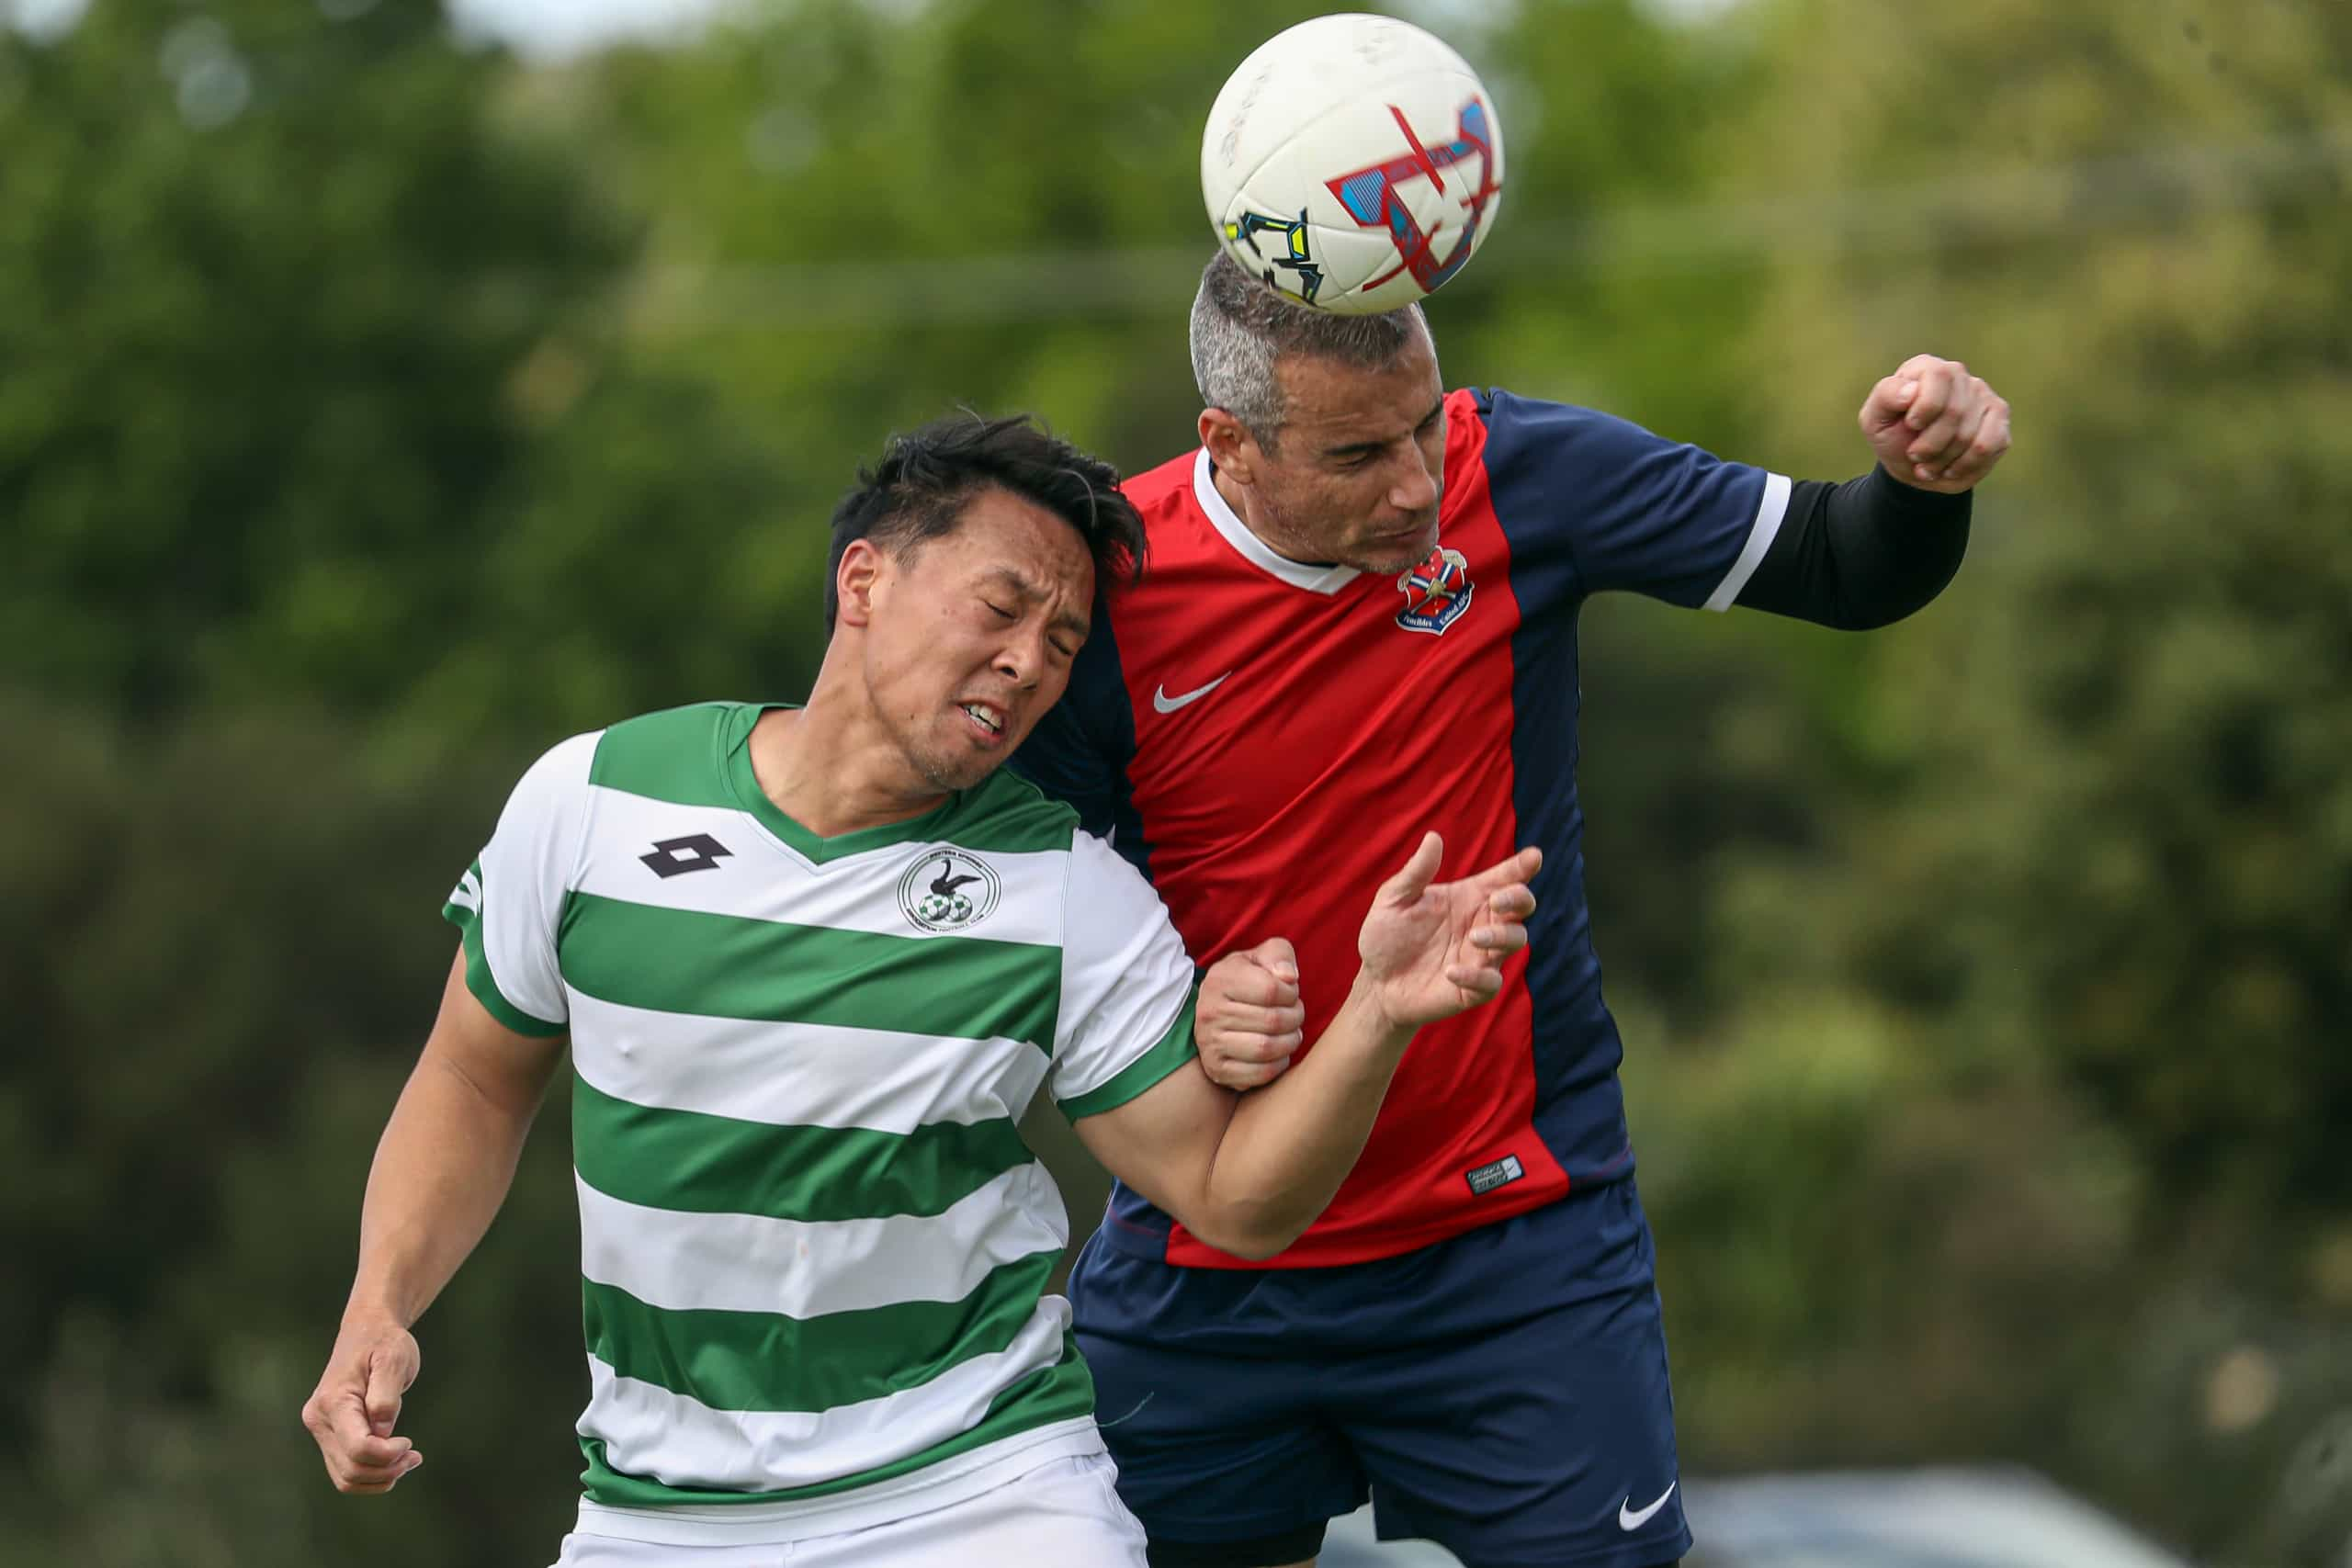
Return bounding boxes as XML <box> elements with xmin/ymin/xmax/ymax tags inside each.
<box><xmin>441</xmin><ymin>702</ymin><xmax>1199</xmax><ymax>1540</ymax></box>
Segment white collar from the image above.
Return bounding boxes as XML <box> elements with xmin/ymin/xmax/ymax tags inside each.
<box><xmin>1192</xmin><ymin>448</ymin><xmax>1362</xmax><ymax>596</ymax></box>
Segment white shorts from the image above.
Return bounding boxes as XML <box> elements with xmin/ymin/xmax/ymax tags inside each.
<box><xmin>548</xmin><ymin>1454</ymin><xmax>1148</xmax><ymax>1568</ymax></box>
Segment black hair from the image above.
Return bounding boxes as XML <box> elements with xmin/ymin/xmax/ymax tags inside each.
<box><xmin>823</xmin><ymin>412</ymin><xmax>1147</xmax><ymax>633</ymax></box>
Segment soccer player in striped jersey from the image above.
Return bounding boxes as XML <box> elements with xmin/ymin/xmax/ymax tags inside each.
<box><xmin>300</xmin><ymin>412</ymin><xmax>1543</xmax><ymax>1568</ymax></box>
<box><xmin>1008</xmin><ymin>254</ymin><xmax>2014</xmax><ymax>1568</ymax></box>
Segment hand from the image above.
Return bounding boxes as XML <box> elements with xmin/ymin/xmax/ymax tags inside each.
<box><xmin>301</xmin><ymin>1314</ymin><xmax>424</xmax><ymax>1495</ymax></box>
<box><xmin>1355</xmin><ymin>833</ymin><xmax>1541</xmax><ymax>1030</ymax></box>
<box><xmin>1198</xmin><ymin>939</ymin><xmax>1306</xmax><ymax>1089</ymax></box>
<box><xmin>1859</xmin><ymin>354</ymin><xmax>2012</xmax><ymax>493</ymax></box>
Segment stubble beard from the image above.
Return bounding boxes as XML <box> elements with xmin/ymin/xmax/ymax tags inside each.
<box><xmin>1258</xmin><ymin>482</ymin><xmax>1442</xmax><ymax>578</ymax></box>
<box><xmin>1358</xmin><ymin>505</ymin><xmax>1444</xmax><ymax>576</ymax></box>
<box><xmin>910</xmin><ymin>728</ymin><xmax>995</xmax><ymax>795</ymax></box>
<box><xmin>879</xmin><ymin>701</ymin><xmax>996</xmax><ymax>797</ymax></box>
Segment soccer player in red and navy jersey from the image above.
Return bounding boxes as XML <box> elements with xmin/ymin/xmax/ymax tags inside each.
<box><xmin>1009</xmin><ymin>253</ymin><xmax>2012</xmax><ymax>1568</ymax></box>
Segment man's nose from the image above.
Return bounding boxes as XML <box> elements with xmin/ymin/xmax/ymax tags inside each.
<box><xmin>1390</xmin><ymin>446</ymin><xmax>1440</xmax><ymax>511</ymax></box>
<box><xmin>995</xmin><ymin>626</ymin><xmax>1048</xmax><ymax>686</ymax></box>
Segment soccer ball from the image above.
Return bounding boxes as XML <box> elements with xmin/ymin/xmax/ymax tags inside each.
<box><xmin>916</xmin><ymin>889</ymin><xmax>974</xmax><ymax>926</ymax></box>
<box><xmin>1201</xmin><ymin>13</ymin><xmax>1506</xmax><ymax>317</ymax></box>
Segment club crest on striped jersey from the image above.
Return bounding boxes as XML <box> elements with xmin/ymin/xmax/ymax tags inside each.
<box><xmin>1395</xmin><ymin>545</ymin><xmax>1475</xmax><ymax>635</ymax></box>
<box><xmin>897</xmin><ymin>848</ymin><xmax>1002</xmax><ymax>933</ymax></box>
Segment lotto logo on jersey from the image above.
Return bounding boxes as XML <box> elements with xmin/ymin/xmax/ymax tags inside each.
<box><xmin>1395</xmin><ymin>546</ymin><xmax>1476</xmax><ymax>635</ymax></box>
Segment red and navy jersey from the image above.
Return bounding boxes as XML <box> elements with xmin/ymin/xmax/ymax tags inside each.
<box><xmin>1013</xmin><ymin>389</ymin><xmax>1791</xmax><ymax>1269</ymax></box>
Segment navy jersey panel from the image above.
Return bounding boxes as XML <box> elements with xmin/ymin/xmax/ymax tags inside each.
<box><xmin>1477</xmin><ymin>387</ymin><xmax>1772</xmax><ymax>606</ymax></box>
<box><xmin>1438</xmin><ymin>388</ymin><xmax>1778</xmax><ymax>1191</ymax></box>
<box><xmin>1008</xmin><ymin>595</ymin><xmax>1153</xmax><ymax>878</ymax></box>
<box><xmin>1475</xmin><ymin>388</ymin><xmax>1770</xmax><ymax>1179</ymax></box>
<box><xmin>1497</xmin><ymin>609</ymin><xmax>1638</xmax><ymax>1181</ymax></box>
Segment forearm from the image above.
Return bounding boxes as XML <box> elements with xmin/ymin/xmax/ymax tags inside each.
<box><xmin>1196</xmin><ymin>975</ymin><xmax>1413</xmax><ymax>1258</ymax></box>
<box><xmin>1736</xmin><ymin>465</ymin><xmax>1972</xmax><ymax>629</ymax></box>
<box><xmin>345</xmin><ymin>1048</ymin><xmax>548</xmax><ymax>1328</ymax></box>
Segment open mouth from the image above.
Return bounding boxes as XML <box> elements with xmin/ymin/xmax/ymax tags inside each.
<box><xmin>958</xmin><ymin>702</ymin><xmax>1006</xmax><ymax>741</ymax></box>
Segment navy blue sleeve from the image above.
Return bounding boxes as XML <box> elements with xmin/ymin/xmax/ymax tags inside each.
<box><xmin>1006</xmin><ymin>600</ymin><xmax>1155</xmax><ymax>881</ymax></box>
<box><xmin>1476</xmin><ymin>389</ymin><xmax>1790</xmax><ymax>611</ymax></box>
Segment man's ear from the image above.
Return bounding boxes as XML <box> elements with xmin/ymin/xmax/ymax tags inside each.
<box><xmin>1199</xmin><ymin>408</ymin><xmax>1263</xmax><ymax>486</ymax></box>
<box><xmin>835</xmin><ymin>539</ymin><xmax>887</xmax><ymax>629</ymax></box>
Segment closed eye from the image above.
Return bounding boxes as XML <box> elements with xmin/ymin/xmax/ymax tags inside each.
<box><xmin>983</xmin><ymin>601</ymin><xmax>1015</xmax><ymax>620</ymax></box>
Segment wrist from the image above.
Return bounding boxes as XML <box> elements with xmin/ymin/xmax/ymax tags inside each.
<box><xmin>341</xmin><ymin>1291</ymin><xmax>417</xmax><ymax>1334</ymax></box>
<box><xmin>1342</xmin><ymin>972</ymin><xmax>1419</xmax><ymax>1050</ymax></box>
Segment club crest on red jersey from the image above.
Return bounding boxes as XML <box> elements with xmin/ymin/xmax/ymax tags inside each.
<box><xmin>1395</xmin><ymin>546</ymin><xmax>1475</xmax><ymax>635</ymax></box>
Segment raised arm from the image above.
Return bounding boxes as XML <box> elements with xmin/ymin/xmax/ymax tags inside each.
<box><xmin>1070</xmin><ymin>833</ymin><xmax>1539</xmax><ymax>1260</ymax></box>
<box><xmin>1734</xmin><ymin>355</ymin><xmax>2009</xmax><ymax>628</ymax></box>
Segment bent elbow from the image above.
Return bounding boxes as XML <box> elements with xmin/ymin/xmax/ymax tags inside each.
<box><xmin>1218</xmin><ymin>1228</ymin><xmax>1296</xmax><ymax>1262</ymax></box>
<box><xmin>1828</xmin><ymin>581</ymin><xmax>1951</xmax><ymax>632</ymax></box>
<box><xmin>1198</xmin><ymin>1231</ymin><xmax>1293</xmax><ymax>1263</ymax></box>
<box><xmin>1182</xmin><ymin>1205</ymin><xmax>1303</xmax><ymax>1263</ymax></box>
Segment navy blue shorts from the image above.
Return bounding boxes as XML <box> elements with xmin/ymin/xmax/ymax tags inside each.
<box><xmin>1070</xmin><ymin>1178</ymin><xmax>1688</xmax><ymax>1568</ymax></box>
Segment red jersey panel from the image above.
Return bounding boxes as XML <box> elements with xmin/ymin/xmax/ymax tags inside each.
<box><xmin>1105</xmin><ymin>402</ymin><xmax>1565</xmax><ymax>1266</ymax></box>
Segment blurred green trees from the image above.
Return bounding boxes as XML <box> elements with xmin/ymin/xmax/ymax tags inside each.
<box><xmin>0</xmin><ymin>0</ymin><xmax>797</xmax><ymax>761</ymax></box>
<box><xmin>0</xmin><ymin>697</ymin><xmax>588</xmax><ymax>1566</ymax></box>
<box><xmin>1630</xmin><ymin>0</ymin><xmax>2352</xmax><ymax>1557</ymax></box>
<box><xmin>2</xmin><ymin>0</ymin><xmax>2345</xmax><ymax>1564</ymax></box>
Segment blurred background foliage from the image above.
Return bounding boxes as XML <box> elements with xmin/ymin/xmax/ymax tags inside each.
<box><xmin>1</xmin><ymin>0</ymin><xmax>2345</xmax><ymax>1562</ymax></box>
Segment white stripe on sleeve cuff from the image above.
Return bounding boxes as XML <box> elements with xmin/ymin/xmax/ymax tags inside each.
<box><xmin>1702</xmin><ymin>471</ymin><xmax>1792</xmax><ymax>612</ymax></box>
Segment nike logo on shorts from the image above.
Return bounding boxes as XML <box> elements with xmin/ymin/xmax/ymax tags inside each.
<box><xmin>1619</xmin><ymin>1481</ymin><xmax>1677</xmax><ymax>1531</ymax></box>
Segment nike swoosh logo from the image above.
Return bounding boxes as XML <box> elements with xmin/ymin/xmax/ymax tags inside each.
<box><xmin>1152</xmin><ymin>672</ymin><xmax>1231</xmax><ymax>714</ymax></box>
<box><xmin>1619</xmin><ymin>1482</ymin><xmax>1677</xmax><ymax>1531</ymax></box>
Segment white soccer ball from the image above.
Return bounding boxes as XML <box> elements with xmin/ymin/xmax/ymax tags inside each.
<box><xmin>1202</xmin><ymin>13</ymin><xmax>1506</xmax><ymax>317</ymax></box>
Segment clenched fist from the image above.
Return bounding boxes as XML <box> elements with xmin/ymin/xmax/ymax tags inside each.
<box><xmin>1198</xmin><ymin>939</ymin><xmax>1305</xmax><ymax>1090</ymax></box>
<box><xmin>1860</xmin><ymin>354</ymin><xmax>2011</xmax><ymax>494</ymax></box>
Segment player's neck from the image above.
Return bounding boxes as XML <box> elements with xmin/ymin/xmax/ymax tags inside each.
<box><xmin>1210</xmin><ymin>465</ymin><xmax>1328</xmax><ymax>567</ymax></box>
<box><xmin>746</xmin><ymin>699</ymin><xmax>949</xmax><ymax>840</ymax></box>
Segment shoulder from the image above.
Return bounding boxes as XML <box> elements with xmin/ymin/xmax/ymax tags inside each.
<box><xmin>506</xmin><ymin>726</ymin><xmax>605</xmax><ymax>807</ymax></box>
<box><xmin>946</xmin><ymin>767</ymin><xmax>1085</xmax><ymax>856</ymax></box>
<box><xmin>1441</xmin><ymin>388</ymin><xmax>1664</xmax><ymax>501</ymax></box>
<box><xmin>1120</xmin><ymin>448</ymin><xmax>1217</xmax><ymax>570</ymax></box>
<box><xmin>585</xmin><ymin>700</ymin><xmax>752</xmax><ymax>801</ymax></box>
<box><xmin>1093</xmin><ymin>451</ymin><xmax>1228</xmax><ymax>625</ymax></box>
<box><xmin>1459</xmin><ymin>388</ymin><xmax>1661</xmax><ymax>464</ymax></box>
<box><xmin>1121</xmin><ymin>448</ymin><xmax>1200</xmax><ymax>517</ymax></box>
<box><xmin>1460</xmin><ymin>388</ymin><xmax>1734</xmax><ymax>513</ymax></box>
<box><xmin>481</xmin><ymin>726</ymin><xmax>603</xmax><ymax>873</ymax></box>
<box><xmin>594</xmin><ymin>699</ymin><xmax>745</xmax><ymax>758</ymax></box>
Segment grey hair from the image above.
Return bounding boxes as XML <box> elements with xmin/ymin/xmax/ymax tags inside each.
<box><xmin>1188</xmin><ymin>251</ymin><xmax>1429</xmax><ymax>446</ymax></box>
